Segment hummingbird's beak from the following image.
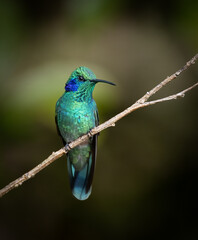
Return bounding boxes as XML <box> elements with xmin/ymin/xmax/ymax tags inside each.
<box><xmin>90</xmin><ymin>79</ymin><xmax>116</xmax><ymax>86</ymax></box>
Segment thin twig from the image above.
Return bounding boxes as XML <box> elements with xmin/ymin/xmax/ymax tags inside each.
<box><xmin>145</xmin><ymin>82</ymin><xmax>198</xmax><ymax>106</ymax></box>
<box><xmin>0</xmin><ymin>53</ymin><xmax>198</xmax><ymax>198</ymax></box>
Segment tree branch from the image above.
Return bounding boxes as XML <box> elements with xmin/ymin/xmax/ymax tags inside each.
<box><xmin>1</xmin><ymin>53</ymin><xmax>198</xmax><ymax>198</ymax></box>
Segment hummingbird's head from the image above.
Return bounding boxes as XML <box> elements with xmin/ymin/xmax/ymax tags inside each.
<box><xmin>65</xmin><ymin>66</ymin><xmax>115</xmax><ymax>94</ymax></box>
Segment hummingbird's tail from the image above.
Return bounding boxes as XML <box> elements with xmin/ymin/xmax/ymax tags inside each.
<box><xmin>67</xmin><ymin>135</ymin><xmax>97</xmax><ymax>200</ymax></box>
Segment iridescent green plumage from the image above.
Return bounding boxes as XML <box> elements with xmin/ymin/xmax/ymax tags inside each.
<box><xmin>55</xmin><ymin>66</ymin><xmax>115</xmax><ymax>200</ymax></box>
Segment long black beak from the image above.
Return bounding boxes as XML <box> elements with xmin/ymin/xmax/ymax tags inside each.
<box><xmin>90</xmin><ymin>79</ymin><xmax>116</xmax><ymax>86</ymax></box>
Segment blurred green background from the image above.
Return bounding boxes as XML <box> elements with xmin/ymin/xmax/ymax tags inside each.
<box><xmin>0</xmin><ymin>0</ymin><xmax>198</xmax><ymax>239</ymax></box>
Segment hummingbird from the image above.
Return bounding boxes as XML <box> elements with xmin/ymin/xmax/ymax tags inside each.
<box><xmin>55</xmin><ymin>66</ymin><xmax>115</xmax><ymax>200</ymax></box>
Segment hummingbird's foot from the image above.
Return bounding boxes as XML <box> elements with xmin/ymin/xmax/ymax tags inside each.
<box><xmin>87</xmin><ymin>130</ymin><xmax>93</xmax><ymax>138</ymax></box>
<box><xmin>88</xmin><ymin>129</ymin><xmax>100</xmax><ymax>137</ymax></box>
<box><xmin>65</xmin><ymin>143</ymin><xmax>71</xmax><ymax>152</ymax></box>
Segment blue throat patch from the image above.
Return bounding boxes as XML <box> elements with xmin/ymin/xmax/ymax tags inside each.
<box><xmin>65</xmin><ymin>79</ymin><xmax>79</xmax><ymax>92</ymax></box>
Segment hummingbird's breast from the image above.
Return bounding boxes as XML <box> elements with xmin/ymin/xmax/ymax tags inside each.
<box><xmin>56</xmin><ymin>93</ymin><xmax>97</xmax><ymax>143</ymax></box>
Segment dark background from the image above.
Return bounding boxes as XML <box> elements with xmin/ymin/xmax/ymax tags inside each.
<box><xmin>0</xmin><ymin>0</ymin><xmax>198</xmax><ymax>239</ymax></box>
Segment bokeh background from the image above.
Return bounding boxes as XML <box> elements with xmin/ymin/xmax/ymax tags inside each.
<box><xmin>0</xmin><ymin>0</ymin><xmax>198</xmax><ymax>239</ymax></box>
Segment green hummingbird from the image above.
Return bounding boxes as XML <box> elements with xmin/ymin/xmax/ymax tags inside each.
<box><xmin>55</xmin><ymin>66</ymin><xmax>115</xmax><ymax>200</ymax></box>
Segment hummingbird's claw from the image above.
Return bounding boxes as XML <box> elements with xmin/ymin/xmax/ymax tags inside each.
<box><xmin>65</xmin><ymin>143</ymin><xmax>71</xmax><ymax>152</ymax></box>
<box><xmin>88</xmin><ymin>130</ymin><xmax>93</xmax><ymax>138</ymax></box>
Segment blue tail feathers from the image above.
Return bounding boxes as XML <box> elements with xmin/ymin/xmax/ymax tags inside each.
<box><xmin>66</xmin><ymin>135</ymin><xmax>97</xmax><ymax>200</ymax></box>
<box><xmin>67</xmin><ymin>153</ymin><xmax>95</xmax><ymax>200</ymax></box>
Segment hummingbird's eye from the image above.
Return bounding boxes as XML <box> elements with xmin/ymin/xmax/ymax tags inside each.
<box><xmin>79</xmin><ymin>76</ymin><xmax>85</xmax><ymax>81</ymax></box>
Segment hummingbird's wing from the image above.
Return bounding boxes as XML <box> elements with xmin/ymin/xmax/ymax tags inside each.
<box><xmin>55</xmin><ymin>115</ymin><xmax>66</xmax><ymax>145</ymax></box>
<box><xmin>67</xmin><ymin>109</ymin><xmax>99</xmax><ymax>200</ymax></box>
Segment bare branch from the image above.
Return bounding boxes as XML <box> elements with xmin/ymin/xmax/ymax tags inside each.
<box><xmin>137</xmin><ymin>53</ymin><xmax>198</xmax><ymax>103</ymax></box>
<box><xmin>145</xmin><ymin>82</ymin><xmax>198</xmax><ymax>106</ymax></box>
<box><xmin>0</xmin><ymin>53</ymin><xmax>198</xmax><ymax>198</ymax></box>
